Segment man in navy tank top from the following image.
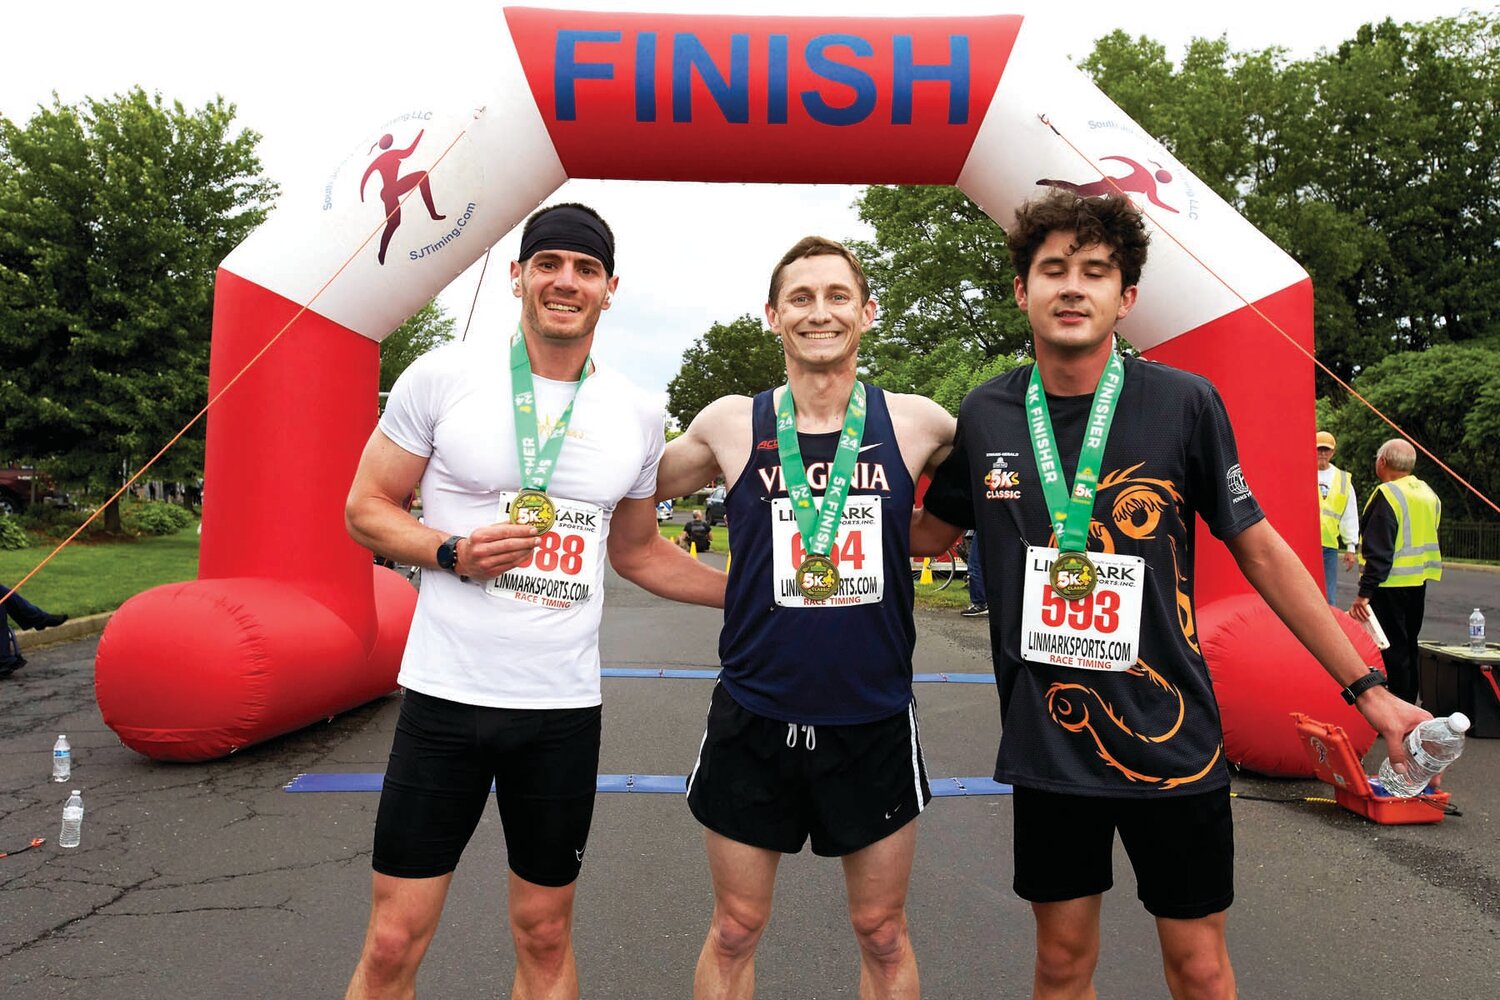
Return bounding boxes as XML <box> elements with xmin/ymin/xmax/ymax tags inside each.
<box><xmin>658</xmin><ymin>237</ymin><xmax>956</xmax><ymax>998</ymax></box>
<box><xmin>915</xmin><ymin>191</ymin><xmax>1429</xmax><ymax>1000</ymax></box>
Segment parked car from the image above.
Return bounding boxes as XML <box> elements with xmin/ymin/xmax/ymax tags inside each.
<box><xmin>0</xmin><ymin>466</ymin><xmax>70</xmax><ymax>515</ymax></box>
<box><xmin>655</xmin><ymin>499</ymin><xmax>674</xmax><ymax>523</ymax></box>
<box><xmin>704</xmin><ymin>486</ymin><xmax>727</xmax><ymax>526</ymax></box>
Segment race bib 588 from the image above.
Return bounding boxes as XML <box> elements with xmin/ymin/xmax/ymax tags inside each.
<box><xmin>485</xmin><ymin>492</ymin><xmax>601</xmax><ymax>608</ymax></box>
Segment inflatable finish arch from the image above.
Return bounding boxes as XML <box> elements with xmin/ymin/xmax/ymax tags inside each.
<box><xmin>96</xmin><ymin>8</ymin><xmax>1378</xmax><ymax>771</ymax></box>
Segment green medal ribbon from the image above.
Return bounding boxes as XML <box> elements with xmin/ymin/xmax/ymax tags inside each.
<box><xmin>1025</xmin><ymin>352</ymin><xmax>1125</xmax><ymax>554</ymax></box>
<box><xmin>510</xmin><ymin>323</ymin><xmax>590</xmax><ymax>492</ymax></box>
<box><xmin>775</xmin><ymin>380</ymin><xmax>868</xmax><ymax>560</ymax></box>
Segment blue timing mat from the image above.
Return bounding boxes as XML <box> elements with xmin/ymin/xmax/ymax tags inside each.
<box><xmin>285</xmin><ymin>773</ymin><xmax>1011</xmax><ymax>795</ymax></box>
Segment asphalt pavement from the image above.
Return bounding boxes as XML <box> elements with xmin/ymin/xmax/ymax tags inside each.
<box><xmin>1</xmin><ymin>557</ymin><xmax>1496</xmax><ymax>998</ymax></box>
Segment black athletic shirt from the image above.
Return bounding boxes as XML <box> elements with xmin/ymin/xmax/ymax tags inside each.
<box><xmin>923</xmin><ymin>357</ymin><xmax>1264</xmax><ymax>797</ymax></box>
<box><xmin>719</xmin><ymin>385</ymin><xmax>916</xmax><ymax>725</ymax></box>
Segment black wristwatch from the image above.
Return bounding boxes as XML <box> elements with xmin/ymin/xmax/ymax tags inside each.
<box><xmin>436</xmin><ymin>535</ymin><xmax>463</xmax><ymax>573</ymax></box>
<box><xmin>1340</xmin><ymin>668</ymin><xmax>1388</xmax><ymax>705</ymax></box>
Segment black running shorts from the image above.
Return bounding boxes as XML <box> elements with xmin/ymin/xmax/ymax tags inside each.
<box><xmin>686</xmin><ymin>682</ymin><xmax>931</xmax><ymax>857</ymax></box>
<box><xmin>1012</xmin><ymin>784</ymin><xmax>1234</xmax><ymax>919</ymax></box>
<box><xmin>372</xmin><ymin>688</ymin><xmax>601</xmax><ymax>887</ymax></box>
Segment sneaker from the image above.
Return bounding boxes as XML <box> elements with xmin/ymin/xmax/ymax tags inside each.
<box><xmin>0</xmin><ymin>655</ymin><xmax>25</xmax><ymax>678</ymax></box>
<box><xmin>24</xmin><ymin>612</ymin><xmax>67</xmax><ymax>631</ymax></box>
<box><xmin>961</xmin><ymin>604</ymin><xmax>989</xmax><ymax>617</ymax></box>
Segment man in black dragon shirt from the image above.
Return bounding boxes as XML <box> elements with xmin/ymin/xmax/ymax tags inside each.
<box><xmin>915</xmin><ymin>191</ymin><xmax>1428</xmax><ymax>1000</ymax></box>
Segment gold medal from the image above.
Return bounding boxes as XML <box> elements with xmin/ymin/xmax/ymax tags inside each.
<box><xmin>796</xmin><ymin>554</ymin><xmax>839</xmax><ymax>600</ymax></box>
<box><xmin>1049</xmin><ymin>550</ymin><xmax>1098</xmax><ymax>600</ymax></box>
<box><xmin>510</xmin><ymin>489</ymin><xmax>556</xmax><ymax>533</ymax></box>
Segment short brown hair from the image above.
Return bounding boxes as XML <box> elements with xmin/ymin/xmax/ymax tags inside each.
<box><xmin>1008</xmin><ymin>191</ymin><xmax>1149</xmax><ymax>290</ymax></box>
<box><xmin>768</xmin><ymin>236</ymin><xmax>871</xmax><ymax>305</ymax></box>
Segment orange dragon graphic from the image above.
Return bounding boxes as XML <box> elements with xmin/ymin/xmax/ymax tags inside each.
<box><xmin>1043</xmin><ymin>462</ymin><xmax>1221</xmax><ymax>788</ymax></box>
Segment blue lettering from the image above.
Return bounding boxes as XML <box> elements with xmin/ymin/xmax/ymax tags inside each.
<box><xmin>555</xmin><ymin>30</ymin><xmax>620</xmax><ymax>121</ymax></box>
<box><xmin>892</xmin><ymin>35</ymin><xmax>969</xmax><ymax>125</ymax></box>
<box><xmin>767</xmin><ymin>34</ymin><xmax>788</xmax><ymax>125</ymax></box>
<box><xmin>802</xmin><ymin>34</ymin><xmax>876</xmax><ymax>126</ymax></box>
<box><xmin>635</xmin><ymin>31</ymin><xmax>657</xmax><ymax>122</ymax></box>
<box><xmin>673</xmin><ymin>32</ymin><xmax>750</xmax><ymax>124</ymax></box>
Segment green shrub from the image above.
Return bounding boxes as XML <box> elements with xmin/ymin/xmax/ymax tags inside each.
<box><xmin>123</xmin><ymin>501</ymin><xmax>195</xmax><ymax>536</ymax></box>
<box><xmin>0</xmin><ymin>515</ymin><xmax>29</xmax><ymax>550</ymax></box>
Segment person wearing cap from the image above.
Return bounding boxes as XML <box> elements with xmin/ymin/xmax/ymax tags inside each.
<box><xmin>342</xmin><ymin>202</ymin><xmax>726</xmax><ymax>999</ymax></box>
<box><xmin>1350</xmin><ymin>439</ymin><xmax>1443</xmax><ymax>703</ymax></box>
<box><xmin>1316</xmin><ymin>430</ymin><xmax>1359</xmax><ymax>605</ymax></box>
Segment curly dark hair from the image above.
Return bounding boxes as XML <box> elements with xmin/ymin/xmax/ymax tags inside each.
<box><xmin>1008</xmin><ymin>191</ymin><xmax>1150</xmax><ymax>290</ymax></box>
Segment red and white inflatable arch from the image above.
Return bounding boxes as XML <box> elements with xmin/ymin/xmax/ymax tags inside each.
<box><xmin>96</xmin><ymin>8</ymin><xmax>1378</xmax><ymax>771</ymax></box>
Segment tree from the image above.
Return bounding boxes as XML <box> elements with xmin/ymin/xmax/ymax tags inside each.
<box><xmin>1324</xmin><ymin>342</ymin><xmax>1500</xmax><ymax>523</ymax></box>
<box><xmin>0</xmin><ymin>88</ymin><xmax>277</xmax><ymax>530</ymax></box>
<box><xmin>1081</xmin><ymin>15</ymin><xmax>1500</xmax><ymax>390</ymax></box>
<box><xmin>850</xmin><ymin>185</ymin><xmax>1029</xmax><ymax>400</ymax></box>
<box><xmin>380</xmin><ymin>300</ymin><xmax>455</xmax><ymax>394</ymax></box>
<box><xmin>666</xmin><ymin>314</ymin><xmax>786</xmax><ymax>427</ymax></box>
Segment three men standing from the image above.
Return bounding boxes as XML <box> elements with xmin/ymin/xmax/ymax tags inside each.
<box><xmin>1316</xmin><ymin>430</ymin><xmax>1359</xmax><ymax>604</ymax></box>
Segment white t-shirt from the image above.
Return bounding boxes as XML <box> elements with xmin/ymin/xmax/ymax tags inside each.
<box><xmin>380</xmin><ymin>338</ymin><xmax>664</xmax><ymax>708</ymax></box>
<box><xmin>1318</xmin><ymin>464</ymin><xmax>1360</xmax><ymax>550</ymax></box>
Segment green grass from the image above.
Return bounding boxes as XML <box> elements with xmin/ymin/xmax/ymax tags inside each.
<box><xmin>0</xmin><ymin>526</ymin><xmax>201</xmax><ymax>618</ymax></box>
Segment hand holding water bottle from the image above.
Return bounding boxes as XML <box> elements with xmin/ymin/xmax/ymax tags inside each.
<box><xmin>1376</xmin><ymin>713</ymin><xmax>1470</xmax><ymax>798</ymax></box>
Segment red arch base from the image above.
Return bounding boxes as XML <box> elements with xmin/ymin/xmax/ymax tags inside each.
<box><xmin>1200</xmin><ymin>595</ymin><xmax>1378</xmax><ymax>776</ymax></box>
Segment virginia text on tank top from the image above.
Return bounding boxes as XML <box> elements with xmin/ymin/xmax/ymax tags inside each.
<box><xmin>718</xmin><ymin>385</ymin><xmax>916</xmax><ymax>725</ymax></box>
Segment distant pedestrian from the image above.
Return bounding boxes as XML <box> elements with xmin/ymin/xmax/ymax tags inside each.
<box><xmin>962</xmin><ymin>529</ymin><xmax>988</xmax><ymax>616</ymax></box>
<box><xmin>1316</xmin><ymin>430</ymin><xmax>1358</xmax><ymax>605</ymax></box>
<box><xmin>0</xmin><ymin>582</ymin><xmax>68</xmax><ymax>678</ymax></box>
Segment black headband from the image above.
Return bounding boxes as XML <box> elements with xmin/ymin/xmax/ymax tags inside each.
<box><xmin>518</xmin><ymin>206</ymin><xmax>615</xmax><ymax>276</ymax></box>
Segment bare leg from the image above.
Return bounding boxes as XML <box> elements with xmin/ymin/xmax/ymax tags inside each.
<box><xmin>345</xmin><ymin>872</ymin><xmax>453</xmax><ymax>1000</ymax></box>
<box><xmin>509</xmin><ymin>871</ymin><xmax>580</xmax><ymax>1000</ymax></box>
<box><xmin>1031</xmin><ymin>896</ymin><xmax>1101</xmax><ymax>1000</ymax></box>
<box><xmin>1156</xmin><ymin>912</ymin><xmax>1236</xmax><ymax>1000</ymax></box>
<box><xmin>840</xmin><ymin>821</ymin><xmax>920</xmax><ymax>999</ymax></box>
<box><xmin>694</xmin><ymin>830</ymin><xmax>781</xmax><ymax>1000</ymax></box>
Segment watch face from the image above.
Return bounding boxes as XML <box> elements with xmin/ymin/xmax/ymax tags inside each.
<box><xmin>438</xmin><ymin>537</ymin><xmax>458</xmax><ymax>570</ymax></box>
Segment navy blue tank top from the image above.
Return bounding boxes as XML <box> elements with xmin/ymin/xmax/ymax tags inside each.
<box><xmin>719</xmin><ymin>384</ymin><xmax>916</xmax><ymax>725</ymax></box>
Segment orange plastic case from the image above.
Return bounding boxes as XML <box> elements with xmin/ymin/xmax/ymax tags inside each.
<box><xmin>1291</xmin><ymin>713</ymin><xmax>1450</xmax><ymax>825</ymax></box>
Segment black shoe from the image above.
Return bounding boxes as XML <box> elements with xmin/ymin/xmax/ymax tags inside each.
<box><xmin>24</xmin><ymin>612</ymin><xmax>67</xmax><ymax>631</ymax></box>
<box><xmin>961</xmin><ymin>604</ymin><xmax>989</xmax><ymax>617</ymax></box>
<box><xmin>0</xmin><ymin>655</ymin><xmax>25</xmax><ymax>678</ymax></box>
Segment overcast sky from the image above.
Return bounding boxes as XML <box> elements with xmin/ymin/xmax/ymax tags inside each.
<box><xmin>2</xmin><ymin>1</ymin><xmax>1485</xmax><ymax>407</ymax></box>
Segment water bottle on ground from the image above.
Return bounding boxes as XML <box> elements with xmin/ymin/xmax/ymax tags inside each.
<box><xmin>51</xmin><ymin>734</ymin><xmax>71</xmax><ymax>783</ymax></box>
<box><xmin>1376</xmin><ymin>713</ymin><xmax>1470</xmax><ymax>798</ymax></box>
<box><xmin>1469</xmin><ymin>608</ymin><xmax>1486</xmax><ymax>654</ymax></box>
<box><xmin>58</xmin><ymin>790</ymin><xmax>84</xmax><ymax>849</ymax></box>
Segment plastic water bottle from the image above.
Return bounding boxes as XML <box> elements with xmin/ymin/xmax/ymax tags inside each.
<box><xmin>58</xmin><ymin>790</ymin><xmax>84</xmax><ymax>849</ymax></box>
<box><xmin>1469</xmin><ymin>608</ymin><xmax>1486</xmax><ymax>654</ymax></box>
<box><xmin>1376</xmin><ymin>713</ymin><xmax>1470</xmax><ymax>798</ymax></box>
<box><xmin>51</xmin><ymin>734</ymin><xmax>71</xmax><ymax>783</ymax></box>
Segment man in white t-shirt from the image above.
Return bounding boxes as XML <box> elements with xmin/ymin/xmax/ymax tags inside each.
<box><xmin>342</xmin><ymin>203</ymin><xmax>725</xmax><ymax>1000</ymax></box>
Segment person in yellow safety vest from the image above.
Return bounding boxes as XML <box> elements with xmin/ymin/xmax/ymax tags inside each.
<box><xmin>1316</xmin><ymin>430</ymin><xmax>1359</xmax><ymax>605</ymax></box>
<box><xmin>1350</xmin><ymin>439</ymin><xmax>1442</xmax><ymax>702</ymax></box>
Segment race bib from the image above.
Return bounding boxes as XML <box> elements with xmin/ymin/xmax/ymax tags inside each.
<box><xmin>485</xmin><ymin>492</ymin><xmax>601</xmax><ymax>608</ymax></box>
<box><xmin>770</xmin><ymin>496</ymin><xmax>884</xmax><ymax>608</ymax></box>
<box><xmin>1020</xmin><ymin>546</ymin><xmax>1145</xmax><ymax>671</ymax></box>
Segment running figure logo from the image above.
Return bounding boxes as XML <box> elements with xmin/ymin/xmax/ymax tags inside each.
<box><xmin>1037</xmin><ymin>156</ymin><xmax>1179</xmax><ymax>214</ymax></box>
<box><xmin>360</xmin><ymin>130</ymin><xmax>447</xmax><ymax>264</ymax></box>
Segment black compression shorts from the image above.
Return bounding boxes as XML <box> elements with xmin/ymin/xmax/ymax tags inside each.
<box><xmin>372</xmin><ymin>688</ymin><xmax>601</xmax><ymax>887</ymax></box>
